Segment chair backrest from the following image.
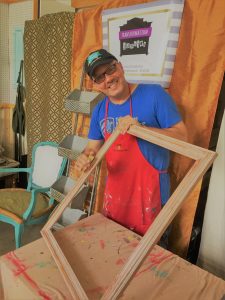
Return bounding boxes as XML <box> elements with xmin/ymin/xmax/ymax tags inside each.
<box><xmin>29</xmin><ymin>142</ymin><xmax>66</xmax><ymax>189</ymax></box>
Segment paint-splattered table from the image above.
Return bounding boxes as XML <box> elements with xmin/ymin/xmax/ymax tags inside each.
<box><xmin>0</xmin><ymin>213</ymin><xmax>225</xmax><ymax>299</ymax></box>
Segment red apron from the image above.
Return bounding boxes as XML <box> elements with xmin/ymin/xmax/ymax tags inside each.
<box><xmin>102</xmin><ymin>95</ymin><xmax>162</xmax><ymax>235</ymax></box>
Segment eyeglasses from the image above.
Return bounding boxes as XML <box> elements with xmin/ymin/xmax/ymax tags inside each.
<box><xmin>92</xmin><ymin>62</ymin><xmax>118</xmax><ymax>84</ymax></box>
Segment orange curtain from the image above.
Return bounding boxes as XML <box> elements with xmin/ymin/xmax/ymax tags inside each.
<box><xmin>71</xmin><ymin>0</ymin><xmax>225</xmax><ymax>257</ymax></box>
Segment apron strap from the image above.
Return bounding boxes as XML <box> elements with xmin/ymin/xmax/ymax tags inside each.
<box><xmin>104</xmin><ymin>84</ymin><xmax>133</xmax><ymax>136</ymax></box>
<box><xmin>159</xmin><ymin>169</ymin><xmax>168</xmax><ymax>174</ymax></box>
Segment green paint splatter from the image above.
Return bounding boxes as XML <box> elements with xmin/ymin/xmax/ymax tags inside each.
<box><xmin>150</xmin><ymin>266</ymin><xmax>168</xmax><ymax>278</ymax></box>
<box><xmin>36</xmin><ymin>261</ymin><xmax>51</xmax><ymax>268</ymax></box>
<box><xmin>79</xmin><ymin>227</ymin><xmax>87</xmax><ymax>232</ymax></box>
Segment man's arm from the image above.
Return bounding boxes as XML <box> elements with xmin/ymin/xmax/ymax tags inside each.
<box><xmin>75</xmin><ymin>139</ymin><xmax>104</xmax><ymax>172</ymax></box>
<box><xmin>117</xmin><ymin>116</ymin><xmax>188</xmax><ymax>142</ymax></box>
<box><xmin>147</xmin><ymin>121</ymin><xmax>188</xmax><ymax>142</ymax></box>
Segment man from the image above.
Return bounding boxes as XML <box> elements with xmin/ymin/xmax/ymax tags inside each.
<box><xmin>75</xmin><ymin>48</ymin><xmax>187</xmax><ymax>237</ymax></box>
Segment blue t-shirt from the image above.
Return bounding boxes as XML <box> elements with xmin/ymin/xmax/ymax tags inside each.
<box><xmin>88</xmin><ymin>84</ymin><xmax>182</xmax><ymax>205</ymax></box>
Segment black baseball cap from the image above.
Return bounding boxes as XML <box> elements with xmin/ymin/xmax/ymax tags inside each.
<box><xmin>84</xmin><ymin>49</ymin><xmax>117</xmax><ymax>78</ymax></box>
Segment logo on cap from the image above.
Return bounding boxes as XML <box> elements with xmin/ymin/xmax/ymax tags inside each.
<box><xmin>87</xmin><ymin>51</ymin><xmax>102</xmax><ymax>66</ymax></box>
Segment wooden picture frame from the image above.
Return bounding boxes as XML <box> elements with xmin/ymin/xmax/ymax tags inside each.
<box><xmin>41</xmin><ymin>125</ymin><xmax>217</xmax><ymax>299</ymax></box>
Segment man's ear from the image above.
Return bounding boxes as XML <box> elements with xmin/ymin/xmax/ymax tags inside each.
<box><xmin>92</xmin><ymin>81</ymin><xmax>100</xmax><ymax>92</ymax></box>
<box><xmin>92</xmin><ymin>82</ymin><xmax>105</xmax><ymax>94</ymax></box>
<box><xmin>118</xmin><ymin>61</ymin><xmax>124</xmax><ymax>73</ymax></box>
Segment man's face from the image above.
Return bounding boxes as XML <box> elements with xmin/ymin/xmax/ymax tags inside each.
<box><xmin>92</xmin><ymin>61</ymin><xmax>127</xmax><ymax>100</ymax></box>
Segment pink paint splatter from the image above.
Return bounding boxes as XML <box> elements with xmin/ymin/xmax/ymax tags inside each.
<box><xmin>115</xmin><ymin>258</ymin><xmax>126</xmax><ymax>265</ymax></box>
<box><xmin>130</xmin><ymin>242</ymin><xmax>139</xmax><ymax>248</ymax></box>
<box><xmin>88</xmin><ymin>286</ymin><xmax>104</xmax><ymax>293</ymax></box>
<box><xmin>5</xmin><ymin>252</ymin><xmax>52</xmax><ymax>300</ymax></box>
<box><xmin>99</xmin><ymin>240</ymin><xmax>105</xmax><ymax>249</ymax></box>
<box><xmin>148</xmin><ymin>251</ymin><xmax>173</xmax><ymax>267</ymax></box>
<box><xmin>134</xmin><ymin>251</ymin><xmax>173</xmax><ymax>278</ymax></box>
<box><xmin>88</xmin><ymin>285</ymin><xmax>106</xmax><ymax>296</ymax></box>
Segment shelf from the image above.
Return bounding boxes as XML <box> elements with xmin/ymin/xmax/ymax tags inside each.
<box><xmin>50</xmin><ymin>175</ymin><xmax>89</xmax><ymax>209</ymax></box>
<box><xmin>65</xmin><ymin>89</ymin><xmax>105</xmax><ymax>115</ymax></box>
<box><xmin>61</xmin><ymin>207</ymin><xmax>87</xmax><ymax>226</ymax></box>
<box><xmin>58</xmin><ymin>135</ymin><xmax>88</xmax><ymax>160</ymax></box>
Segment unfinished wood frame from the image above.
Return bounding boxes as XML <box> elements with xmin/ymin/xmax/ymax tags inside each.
<box><xmin>41</xmin><ymin>125</ymin><xmax>217</xmax><ymax>299</ymax></box>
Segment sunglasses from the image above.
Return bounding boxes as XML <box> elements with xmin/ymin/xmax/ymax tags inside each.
<box><xmin>92</xmin><ymin>62</ymin><xmax>118</xmax><ymax>84</ymax></box>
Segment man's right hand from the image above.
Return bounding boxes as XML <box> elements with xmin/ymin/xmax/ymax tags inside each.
<box><xmin>75</xmin><ymin>148</ymin><xmax>96</xmax><ymax>172</ymax></box>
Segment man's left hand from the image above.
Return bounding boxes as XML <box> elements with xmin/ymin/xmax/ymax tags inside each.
<box><xmin>117</xmin><ymin>115</ymin><xmax>139</xmax><ymax>134</ymax></box>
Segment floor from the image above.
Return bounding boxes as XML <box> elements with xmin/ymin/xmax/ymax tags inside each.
<box><xmin>0</xmin><ymin>221</ymin><xmax>43</xmax><ymax>256</ymax></box>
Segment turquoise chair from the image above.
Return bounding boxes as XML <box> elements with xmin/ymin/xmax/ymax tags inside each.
<box><xmin>0</xmin><ymin>142</ymin><xmax>67</xmax><ymax>248</ymax></box>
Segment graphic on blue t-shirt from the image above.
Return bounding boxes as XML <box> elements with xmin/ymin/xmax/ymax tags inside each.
<box><xmin>100</xmin><ymin>117</ymin><xmax>118</xmax><ymax>135</ymax></box>
<box><xmin>100</xmin><ymin>117</ymin><xmax>139</xmax><ymax>136</ymax></box>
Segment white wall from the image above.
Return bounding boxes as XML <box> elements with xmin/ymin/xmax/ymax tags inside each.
<box><xmin>1</xmin><ymin>0</ymin><xmax>74</xmax><ymax>104</ymax></box>
<box><xmin>0</xmin><ymin>2</ymin><xmax>33</xmax><ymax>104</ymax></box>
<box><xmin>40</xmin><ymin>0</ymin><xmax>75</xmax><ymax>17</ymax></box>
<box><xmin>198</xmin><ymin>112</ymin><xmax>225</xmax><ymax>279</ymax></box>
<box><xmin>9</xmin><ymin>1</ymin><xmax>33</xmax><ymax>103</ymax></box>
<box><xmin>0</xmin><ymin>4</ymin><xmax>9</xmax><ymax>103</ymax></box>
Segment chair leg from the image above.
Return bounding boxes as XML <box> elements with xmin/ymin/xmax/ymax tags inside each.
<box><xmin>14</xmin><ymin>224</ymin><xmax>24</xmax><ymax>248</ymax></box>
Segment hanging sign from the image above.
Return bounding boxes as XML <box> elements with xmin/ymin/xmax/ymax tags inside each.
<box><xmin>102</xmin><ymin>0</ymin><xmax>185</xmax><ymax>87</ymax></box>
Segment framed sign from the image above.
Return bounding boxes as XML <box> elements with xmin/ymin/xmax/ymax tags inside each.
<box><xmin>102</xmin><ymin>0</ymin><xmax>185</xmax><ymax>87</ymax></box>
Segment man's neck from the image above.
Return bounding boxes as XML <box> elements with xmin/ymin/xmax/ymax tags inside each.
<box><xmin>109</xmin><ymin>83</ymin><xmax>138</xmax><ymax>104</ymax></box>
